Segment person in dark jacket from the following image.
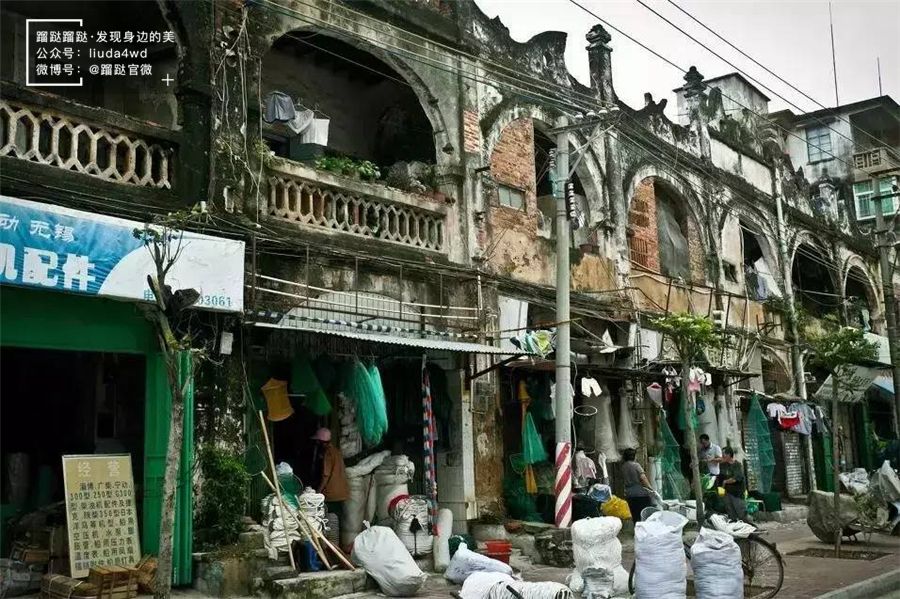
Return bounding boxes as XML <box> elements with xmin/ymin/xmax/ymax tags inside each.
<box><xmin>718</xmin><ymin>446</ymin><xmax>747</xmax><ymax>522</ymax></box>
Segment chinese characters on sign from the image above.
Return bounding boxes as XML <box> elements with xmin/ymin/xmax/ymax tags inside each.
<box><xmin>0</xmin><ymin>196</ymin><xmax>245</xmax><ymax>312</ymax></box>
<box><xmin>63</xmin><ymin>455</ymin><xmax>141</xmax><ymax>578</ymax></box>
<box><xmin>26</xmin><ymin>19</ymin><xmax>176</xmax><ymax>87</ymax></box>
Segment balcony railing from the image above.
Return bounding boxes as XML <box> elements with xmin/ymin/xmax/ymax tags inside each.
<box><xmin>0</xmin><ymin>89</ymin><xmax>176</xmax><ymax>189</ymax></box>
<box><xmin>267</xmin><ymin>159</ymin><xmax>447</xmax><ymax>253</ymax></box>
<box><xmin>853</xmin><ymin>147</ymin><xmax>900</xmax><ymax>176</ymax></box>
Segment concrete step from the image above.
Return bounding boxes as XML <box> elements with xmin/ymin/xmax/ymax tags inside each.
<box><xmin>265</xmin><ymin>565</ymin><xmax>299</xmax><ymax>581</ymax></box>
<box><xmin>269</xmin><ymin>570</ymin><xmax>372</xmax><ymax>599</ymax></box>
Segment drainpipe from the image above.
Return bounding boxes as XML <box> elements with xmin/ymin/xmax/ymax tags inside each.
<box><xmin>774</xmin><ymin>159</ymin><xmax>817</xmax><ymax>492</ymax></box>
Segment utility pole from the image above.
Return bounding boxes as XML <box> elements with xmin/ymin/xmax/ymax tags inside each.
<box><xmin>874</xmin><ymin>189</ymin><xmax>900</xmax><ymax>434</ymax></box>
<box><xmin>553</xmin><ymin>115</ymin><xmax>573</xmax><ymax>529</ymax></box>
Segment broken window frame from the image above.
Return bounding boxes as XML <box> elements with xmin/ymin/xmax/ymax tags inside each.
<box><xmin>498</xmin><ymin>185</ymin><xmax>526</xmax><ymax>210</ymax></box>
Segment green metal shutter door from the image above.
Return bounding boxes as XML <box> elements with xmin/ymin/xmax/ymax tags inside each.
<box><xmin>142</xmin><ymin>351</ymin><xmax>193</xmax><ymax>585</ymax></box>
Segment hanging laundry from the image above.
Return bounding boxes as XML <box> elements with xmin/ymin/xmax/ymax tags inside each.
<box><xmin>287</xmin><ymin>107</ymin><xmax>314</xmax><ymax>135</ymax></box>
<box><xmin>595</xmin><ymin>451</ymin><xmax>610</xmax><ymax>483</ymax></box>
<box><xmin>813</xmin><ymin>405</ymin><xmax>831</xmax><ymax>434</ymax></box>
<box><xmin>765</xmin><ymin>402</ymin><xmax>787</xmax><ymax>419</ymax></box>
<box><xmin>595</xmin><ymin>390</ymin><xmax>620</xmax><ymax>462</ymax></box>
<box><xmin>789</xmin><ymin>402</ymin><xmax>815</xmax><ymax>435</ymax></box>
<box><xmin>777</xmin><ymin>410</ymin><xmax>801</xmax><ymax>430</ymax></box>
<box><xmin>298</xmin><ymin>118</ymin><xmax>330</xmax><ymax>145</ymax></box>
<box><xmin>645</xmin><ymin>383</ymin><xmax>663</xmax><ymax>407</ymax></box>
<box><xmin>263</xmin><ymin>91</ymin><xmax>296</xmax><ymax>124</ymax></box>
<box><xmin>574</xmin><ymin>450</ymin><xmax>597</xmax><ymax>488</ymax></box>
<box><xmin>510</xmin><ymin>330</ymin><xmax>556</xmax><ymax>358</ymax></box>
<box><xmin>580</xmin><ymin>376</ymin><xmax>602</xmax><ymax>398</ymax></box>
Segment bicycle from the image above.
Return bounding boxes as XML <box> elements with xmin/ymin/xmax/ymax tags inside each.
<box><xmin>627</xmin><ymin>501</ymin><xmax>784</xmax><ymax>599</ymax></box>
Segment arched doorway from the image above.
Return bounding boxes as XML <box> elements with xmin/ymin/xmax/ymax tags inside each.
<box><xmin>792</xmin><ymin>243</ymin><xmax>839</xmax><ymax>318</ymax></box>
<box><xmin>628</xmin><ymin>177</ymin><xmax>703</xmax><ymax>282</ymax></box>
<box><xmin>845</xmin><ymin>265</ymin><xmax>878</xmax><ymax>331</ymax></box>
<box><xmin>261</xmin><ymin>33</ymin><xmax>436</xmax><ymax>170</ymax></box>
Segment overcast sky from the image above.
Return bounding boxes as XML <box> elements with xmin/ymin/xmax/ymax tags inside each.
<box><xmin>474</xmin><ymin>0</ymin><xmax>899</xmax><ymax>118</ymax></box>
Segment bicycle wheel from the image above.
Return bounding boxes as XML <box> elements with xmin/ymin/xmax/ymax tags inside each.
<box><xmin>740</xmin><ymin>535</ymin><xmax>784</xmax><ymax>599</ymax></box>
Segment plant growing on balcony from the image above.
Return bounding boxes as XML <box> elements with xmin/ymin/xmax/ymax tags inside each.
<box><xmin>314</xmin><ymin>155</ymin><xmax>381</xmax><ymax>181</ymax></box>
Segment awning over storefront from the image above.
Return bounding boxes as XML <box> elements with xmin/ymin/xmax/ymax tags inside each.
<box><xmin>252</xmin><ymin>310</ymin><xmax>531</xmax><ymax>355</ymax></box>
<box><xmin>815</xmin><ymin>365</ymin><xmax>891</xmax><ymax>402</ymax></box>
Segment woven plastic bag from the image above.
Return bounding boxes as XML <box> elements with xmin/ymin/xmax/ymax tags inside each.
<box><xmin>351</xmin><ymin>524</ymin><xmax>427</xmax><ymax>596</ymax></box>
<box><xmin>634</xmin><ymin>520</ymin><xmax>686</xmax><ymax>599</ymax></box>
<box><xmin>601</xmin><ymin>496</ymin><xmax>631</xmax><ymax>520</ymax></box>
<box><xmin>445</xmin><ymin>543</ymin><xmax>513</xmax><ymax>584</ymax></box>
<box><xmin>690</xmin><ymin>527</ymin><xmax>743</xmax><ymax>599</ymax></box>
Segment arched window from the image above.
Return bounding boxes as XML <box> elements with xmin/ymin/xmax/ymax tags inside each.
<box><xmin>845</xmin><ymin>266</ymin><xmax>876</xmax><ymax>331</ymax></box>
<box><xmin>791</xmin><ymin>243</ymin><xmax>838</xmax><ymax>318</ymax></box>
<box><xmin>261</xmin><ymin>33</ymin><xmax>435</xmax><ymax>170</ymax></box>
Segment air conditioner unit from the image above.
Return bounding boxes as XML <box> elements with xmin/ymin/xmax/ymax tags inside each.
<box><xmin>853</xmin><ymin>147</ymin><xmax>900</xmax><ymax>176</ymax></box>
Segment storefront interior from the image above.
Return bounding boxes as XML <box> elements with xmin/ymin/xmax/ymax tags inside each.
<box><xmin>0</xmin><ymin>347</ymin><xmax>146</xmax><ymax>554</ymax></box>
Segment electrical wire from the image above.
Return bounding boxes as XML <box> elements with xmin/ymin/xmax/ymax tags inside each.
<box><xmin>664</xmin><ymin>0</ymin><xmax>895</xmax><ymax>153</ymax></box>
<box><xmin>565</xmin><ymin>0</ymin><xmax>854</xmax><ymax>170</ymax></box>
<box><xmin>635</xmin><ymin>0</ymin><xmax>893</xmax><ymax>155</ymax></box>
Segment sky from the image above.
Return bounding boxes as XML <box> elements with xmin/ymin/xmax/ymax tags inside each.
<box><xmin>473</xmin><ymin>0</ymin><xmax>900</xmax><ymax>118</ymax></box>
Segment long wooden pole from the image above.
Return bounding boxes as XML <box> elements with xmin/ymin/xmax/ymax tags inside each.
<box><xmin>257</xmin><ymin>411</ymin><xmax>297</xmax><ymax>571</ymax></box>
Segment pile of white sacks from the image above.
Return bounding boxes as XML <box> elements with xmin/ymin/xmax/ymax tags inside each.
<box><xmin>567</xmin><ymin>517</ymin><xmax>629</xmax><ymax>599</ymax></box>
<box><xmin>633</xmin><ymin>511</ymin><xmax>744</xmax><ymax>599</ymax></box>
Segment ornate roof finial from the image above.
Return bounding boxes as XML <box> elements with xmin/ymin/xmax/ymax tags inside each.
<box><xmin>683</xmin><ymin>66</ymin><xmax>705</xmax><ymax>98</ymax></box>
<box><xmin>586</xmin><ymin>24</ymin><xmax>611</xmax><ymax>48</ymax></box>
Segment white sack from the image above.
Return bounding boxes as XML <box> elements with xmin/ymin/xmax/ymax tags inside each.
<box><xmin>342</xmin><ymin>474</ymin><xmax>374</xmax><ymax>547</ymax></box>
<box><xmin>433</xmin><ymin>508</ymin><xmax>454</xmax><ymax>572</ymax></box>
<box><xmin>571</xmin><ymin>517</ymin><xmax>623</xmax><ymax>573</ymax></box>
<box><xmin>460</xmin><ymin>572</ymin><xmax>516</xmax><ymax>599</ymax></box>
<box><xmin>872</xmin><ymin>460</ymin><xmax>900</xmax><ymax>503</ymax></box>
<box><xmin>581</xmin><ymin>567</ymin><xmax>614</xmax><ymax>599</ymax></box>
<box><xmin>690</xmin><ymin>528</ymin><xmax>743</xmax><ymax>599</ymax></box>
<box><xmin>445</xmin><ymin>543</ymin><xmax>513</xmax><ymax>585</ymax></box>
<box><xmin>346</xmin><ymin>450</ymin><xmax>391</xmax><ymax>478</ymax></box>
<box><xmin>634</xmin><ymin>520</ymin><xmax>686</xmax><ymax>599</ymax></box>
<box><xmin>616</xmin><ymin>393</ymin><xmax>640</xmax><ymax>450</ymax></box>
<box><xmin>351</xmin><ymin>524</ymin><xmax>427</xmax><ymax>596</ymax></box>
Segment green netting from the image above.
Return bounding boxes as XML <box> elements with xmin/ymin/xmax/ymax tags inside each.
<box><xmin>522</xmin><ymin>412</ymin><xmax>548</xmax><ymax>464</ymax></box>
<box><xmin>658</xmin><ymin>414</ymin><xmax>690</xmax><ymax>500</ymax></box>
<box><xmin>747</xmin><ymin>393</ymin><xmax>776</xmax><ymax>493</ymax></box>
<box><xmin>676</xmin><ymin>389</ymin><xmax>700</xmax><ymax>431</ymax></box>
<box><xmin>503</xmin><ymin>473</ymin><xmax>543</xmax><ymax>522</ymax></box>
<box><xmin>278</xmin><ymin>474</ymin><xmax>302</xmax><ymax>508</ymax></box>
<box><xmin>342</xmin><ymin>360</ymin><xmax>388</xmax><ymax>446</ymax></box>
<box><xmin>291</xmin><ymin>355</ymin><xmax>332</xmax><ymax>416</ymax></box>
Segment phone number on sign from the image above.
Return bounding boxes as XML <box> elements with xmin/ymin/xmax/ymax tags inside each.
<box><xmin>196</xmin><ymin>295</ymin><xmax>233</xmax><ymax>308</ymax></box>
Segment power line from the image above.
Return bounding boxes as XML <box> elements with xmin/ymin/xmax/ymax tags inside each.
<box><xmin>664</xmin><ymin>0</ymin><xmax>892</xmax><ymax>153</ymax></box>
<box><xmin>565</xmin><ymin>0</ymin><xmax>853</xmax><ymax>170</ymax></box>
<box><xmin>634</xmin><ymin>0</ymin><xmax>892</xmax><ymax>157</ymax></box>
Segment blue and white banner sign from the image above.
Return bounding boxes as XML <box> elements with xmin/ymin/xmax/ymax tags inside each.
<box><xmin>0</xmin><ymin>196</ymin><xmax>244</xmax><ymax>312</ymax></box>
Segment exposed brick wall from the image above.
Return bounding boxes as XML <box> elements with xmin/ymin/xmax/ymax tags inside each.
<box><xmin>627</xmin><ymin>177</ymin><xmax>707</xmax><ymax>283</ymax></box>
<box><xmin>463</xmin><ymin>110</ymin><xmax>481</xmax><ymax>154</ymax></box>
<box><xmin>490</xmin><ymin>117</ymin><xmax>536</xmax><ymax>205</ymax></box>
<box><xmin>628</xmin><ymin>179</ymin><xmax>659</xmax><ymax>271</ymax></box>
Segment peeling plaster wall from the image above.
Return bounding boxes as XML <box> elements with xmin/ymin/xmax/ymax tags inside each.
<box><xmin>784</xmin><ymin>117</ymin><xmax>855</xmax><ymax>181</ymax></box>
<box><xmin>710</xmin><ymin>138</ymin><xmax>772</xmax><ymax>195</ymax></box>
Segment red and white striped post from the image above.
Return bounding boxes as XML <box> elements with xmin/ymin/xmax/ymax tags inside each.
<box><xmin>554</xmin><ymin>442</ymin><xmax>573</xmax><ymax>528</ymax></box>
<box><xmin>552</xmin><ymin>115</ymin><xmax>573</xmax><ymax>529</ymax></box>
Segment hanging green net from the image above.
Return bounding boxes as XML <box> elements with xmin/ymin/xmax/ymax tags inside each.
<box><xmin>291</xmin><ymin>355</ymin><xmax>332</xmax><ymax>416</ymax></box>
<box><xmin>676</xmin><ymin>389</ymin><xmax>699</xmax><ymax>432</ymax></box>
<box><xmin>522</xmin><ymin>412</ymin><xmax>548</xmax><ymax>464</ymax></box>
<box><xmin>658</xmin><ymin>414</ymin><xmax>690</xmax><ymax>500</ymax></box>
<box><xmin>747</xmin><ymin>393</ymin><xmax>776</xmax><ymax>493</ymax></box>
<box><xmin>342</xmin><ymin>359</ymin><xmax>388</xmax><ymax>446</ymax></box>
<box><xmin>503</xmin><ymin>473</ymin><xmax>543</xmax><ymax>522</ymax></box>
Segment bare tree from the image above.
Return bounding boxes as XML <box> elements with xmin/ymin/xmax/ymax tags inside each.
<box><xmin>135</xmin><ymin>216</ymin><xmax>201</xmax><ymax>599</ymax></box>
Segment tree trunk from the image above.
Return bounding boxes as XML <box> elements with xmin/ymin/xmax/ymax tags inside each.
<box><xmin>154</xmin><ymin>353</ymin><xmax>187</xmax><ymax>599</ymax></box>
<box><xmin>683</xmin><ymin>362</ymin><xmax>706</xmax><ymax>525</ymax></box>
<box><xmin>831</xmin><ymin>373</ymin><xmax>841</xmax><ymax>558</ymax></box>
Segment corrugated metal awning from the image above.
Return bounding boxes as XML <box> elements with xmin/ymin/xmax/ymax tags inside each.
<box><xmin>253</xmin><ymin>320</ymin><xmax>530</xmax><ymax>355</ymax></box>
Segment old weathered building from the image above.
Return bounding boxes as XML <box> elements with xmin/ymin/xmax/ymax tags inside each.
<box><xmin>1</xmin><ymin>0</ymin><xmax>898</xmax><ymax>582</ymax></box>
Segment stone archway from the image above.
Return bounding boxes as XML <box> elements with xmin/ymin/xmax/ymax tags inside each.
<box><xmin>624</xmin><ymin>165</ymin><xmax>709</xmax><ymax>283</ymax></box>
<box><xmin>843</xmin><ymin>257</ymin><xmax>883</xmax><ymax>333</ymax></box>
